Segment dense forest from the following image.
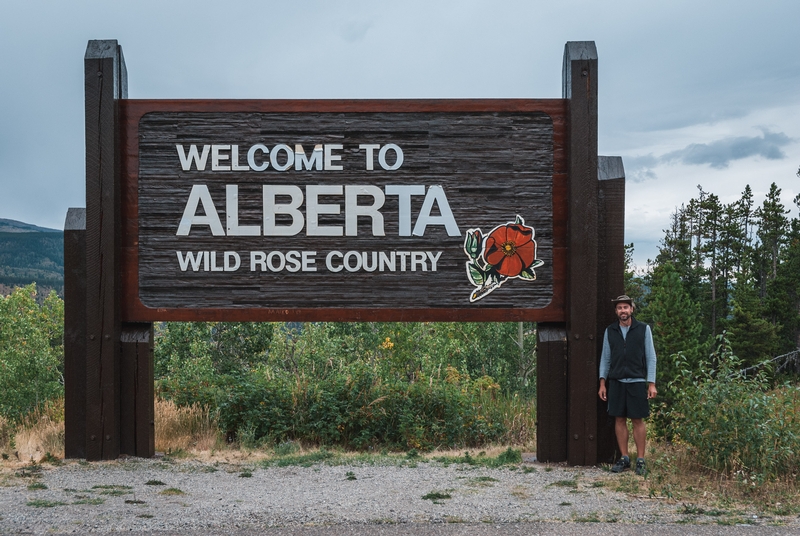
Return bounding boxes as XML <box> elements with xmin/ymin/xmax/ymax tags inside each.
<box><xmin>0</xmin><ymin>231</ymin><xmax>63</xmax><ymax>294</ymax></box>
<box><xmin>629</xmin><ymin>181</ymin><xmax>800</xmax><ymax>371</ymax></box>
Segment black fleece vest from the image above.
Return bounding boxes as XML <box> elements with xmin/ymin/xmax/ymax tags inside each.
<box><xmin>607</xmin><ymin>318</ymin><xmax>648</xmax><ymax>380</ymax></box>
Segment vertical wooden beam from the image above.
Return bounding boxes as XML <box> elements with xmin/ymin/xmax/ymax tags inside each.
<box><xmin>596</xmin><ymin>156</ymin><xmax>626</xmax><ymax>464</ymax></box>
<box><xmin>64</xmin><ymin>208</ymin><xmax>86</xmax><ymax>459</ymax></box>
<box><xmin>85</xmin><ymin>40</ymin><xmax>127</xmax><ymax>460</ymax></box>
<box><xmin>563</xmin><ymin>41</ymin><xmax>599</xmax><ymax>466</ymax></box>
<box><xmin>120</xmin><ymin>324</ymin><xmax>155</xmax><ymax>457</ymax></box>
<box><xmin>536</xmin><ymin>324</ymin><xmax>568</xmax><ymax>462</ymax></box>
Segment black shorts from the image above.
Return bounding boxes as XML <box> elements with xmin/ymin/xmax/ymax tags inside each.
<box><xmin>607</xmin><ymin>379</ymin><xmax>649</xmax><ymax>419</ymax></box>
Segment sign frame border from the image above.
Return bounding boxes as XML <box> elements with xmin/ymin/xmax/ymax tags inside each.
<box><xmin>119</xmin><ymin>99</ymin><xmax>568</xmax><ymax>323</ymax></box>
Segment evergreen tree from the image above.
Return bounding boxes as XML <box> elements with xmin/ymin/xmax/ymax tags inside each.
<box><xmin>638</xmin><ymin>262</ymin><xmax>705</xmax><ymax>373</ymax></box>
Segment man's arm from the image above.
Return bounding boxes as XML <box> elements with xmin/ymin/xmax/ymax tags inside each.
<box><xmin>644</xmin><ymin>325</ymin><xmax>657</xmax><ymax>384</ymax></box>
<box><xmin>645</xmin><ymin>325</ymin><xmax>658</xmax><ymax>399</ymax></box>
<box><xmin>598</xmin><ymin>329</ymin><xmax>610</xmax><ymax>401</ymax></box>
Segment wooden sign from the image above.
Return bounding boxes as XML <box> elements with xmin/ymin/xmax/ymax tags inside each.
<box><xmin>120</xmin><ymin>100</ymin><xmax>567</xmax><ymax>322</ymax></box>
<box><xmin>68</xmin><ymin>40</ymin><xmax>622</xmax><ymax>466</ymax></box>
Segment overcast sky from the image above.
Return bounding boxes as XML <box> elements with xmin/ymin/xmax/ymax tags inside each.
<box><xmin>1</xmin><ymin>0</ymin><xmax>798</xmax><ymax>267</ymax></box>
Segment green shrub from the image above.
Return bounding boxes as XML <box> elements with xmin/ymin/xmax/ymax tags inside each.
<box><xmin>669</xmin><ymin>334</ymin><xmax>800</xmax><ymax>483</ymax></box>
<box><xmin>0</xmin><ymin>284</ymin><xmax>63</xmax><ymax>422</ymax></box>
<box><xmin>155</xmin><ymin>321</ymin><xmax>533</xmax><ymax>450</ymax></box>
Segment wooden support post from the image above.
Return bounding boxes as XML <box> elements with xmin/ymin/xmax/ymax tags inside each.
<box><xmin>84</xmin><ymin>40</ymin><xmax>126</xmax><ymax>460</ymax></box>
<box><xmin>563</xmin><ymin>41</ymin><xmax>599</xmax><ymax>466</ymax></box>
<box><xmin>596</xmin><ymin>156</ymin><xmax>626</xmax><ymax>464</ymax></box>
<box><xmin>64</xmin><ymin>208</ymin><xmax>86</xmax><ymax>459</ymax></box>
<box><xmin>536</xmin><ymin>324</ymin><xmax>568</xmax><ymax>462</ymax></box>
<box><xmin>120</xmin><ymin>324</ymin><xmax>155</xmax><ymax>457</ymax></box>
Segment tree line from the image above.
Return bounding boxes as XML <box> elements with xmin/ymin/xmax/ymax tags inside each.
<box><xmin>629</xmin><ymin>180</ymin><xmax>800</xmax><ymax>377</ymax></box>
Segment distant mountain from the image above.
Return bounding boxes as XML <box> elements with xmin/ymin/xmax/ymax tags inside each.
<box><xmin>0</xmin><ymin>219</ymin><xmax>63</xmax><ymax>297</ymax></box>
<box><xmin>0</xmin><ymin>218</ymin><xmax>60</xmax><ymax>233</ymax></box>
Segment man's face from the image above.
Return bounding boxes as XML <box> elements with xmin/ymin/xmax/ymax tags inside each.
<box><xmin>615</xmin><ymin>302</ymin><xmax>632</xmax><ymax>322</ymax></box>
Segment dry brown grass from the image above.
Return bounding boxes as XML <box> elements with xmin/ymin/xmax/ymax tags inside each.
<box><xmin>12</xmin><ymin>399</ymin><xmax>64</xmax><ymax>463</ymax></box>
<box><xmin>0</xmin><ymin>413</ymin><xmax>12</xmax><ymax>454</ymax></box>
<box><xmin>624</xmin><ymin>441</ymin><xmax>800</xmax><ymax>517</ymax></box>
<box><xmin>155</xmin><ymin>398</ymin><xmax>219</xmax><ymax>453</ymax></box>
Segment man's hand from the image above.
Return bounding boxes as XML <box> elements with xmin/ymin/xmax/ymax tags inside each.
<box><xmin>647</xmin><ymin>382</ymin><xmax>657</xmax><ymax>399</ymax></box>
<box><xmin>598</xmin><ymin>379</ymin><xmax>607</xmax><ymax>401</ymax></box>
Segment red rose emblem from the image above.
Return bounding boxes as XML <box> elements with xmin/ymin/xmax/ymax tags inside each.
<box><xmin>483</xmin><ymin>223</ymin><xmax>535</xmax><ymax>277</ymax></box>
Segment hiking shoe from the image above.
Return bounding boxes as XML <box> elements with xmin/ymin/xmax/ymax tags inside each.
<box><xmin>611</xmin><ymin>456</ymin><xmax>630</xmax><ymax>473</ymax></box>
<box><xmin>635</xmin><ymin>458</ymin><xmax>647</xmax><ymax>476</ymax></box>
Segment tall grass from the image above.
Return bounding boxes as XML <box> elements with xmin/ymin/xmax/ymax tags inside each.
<box><xmin>11</xmin><ymin>399</ymin><xmax>64</xmax><ymax>462</ymax></box>
<box><xmin>0</xmin><ymin>414</ymin><xmax>11</xmax><ymax>455</ymax></box>
<box><xmin>154</xmin><ymin>398</ymin><xmax>218</xmax><ymax>453</ymax></box>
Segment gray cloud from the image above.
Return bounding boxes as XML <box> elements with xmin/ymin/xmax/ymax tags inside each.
<box><xmin>623</xmin><ymin>129</ymin><xmax>794</xmax><ymax>183</ymax></box>
<box><xmin>661</xmin><ymin>130</ymin><xmax>792</xmax><ymax>169</ymax></box>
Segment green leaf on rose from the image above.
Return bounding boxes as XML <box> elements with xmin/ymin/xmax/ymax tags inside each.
<box><xmin>468</xmin><ymin>263</ymin><xmax>485</xmax><ymax>286</ymax></box>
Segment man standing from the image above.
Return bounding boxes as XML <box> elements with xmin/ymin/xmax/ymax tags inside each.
<box><xmin>598</xmin><ymin>295</ymin><xmax>657</xmax><ymax>475</ymax></box>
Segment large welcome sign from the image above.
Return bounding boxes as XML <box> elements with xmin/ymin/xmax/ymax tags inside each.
<box><xmin>68</xmin><ymin>40</ymin><xmax>623</xmax><ymax>467</ymax></box>
<box><xmin>121</xmin><ymin>101</ymin><xmax>567</xmax><ymax>321</ymax></box>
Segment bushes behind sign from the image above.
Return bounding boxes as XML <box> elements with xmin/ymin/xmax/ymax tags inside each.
<box><xmin>155</xmin><ymin>321</ymin><xmax>537</xmax><ymax>450</ymax></box>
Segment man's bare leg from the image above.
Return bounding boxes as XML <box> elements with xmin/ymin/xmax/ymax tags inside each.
<box><xmin>614</xmin><ymin>417</ymin><xmax>629</xmax><ymax>457</ymax></box>
<box><xmin>631</xmin><ymin>418</ymin><xmax>646</xmax><ymax>459</ymax></box>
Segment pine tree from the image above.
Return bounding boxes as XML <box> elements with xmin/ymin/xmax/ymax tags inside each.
<box><xmin>638</xmin><ymin>262</ymin><xmax>705</xmax><ymax>371</ymax></box>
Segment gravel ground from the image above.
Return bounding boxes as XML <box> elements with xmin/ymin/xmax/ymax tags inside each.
<box><xmin>1</xmin><ymin>456</ymin><xmax>798</xmax><ymax>534</ymax></box>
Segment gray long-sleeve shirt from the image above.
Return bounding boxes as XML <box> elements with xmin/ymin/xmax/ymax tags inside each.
<box><xmin>598</xmin><ymin>323</ymin><xmax>657</xmax><ymax>384</ymax></box>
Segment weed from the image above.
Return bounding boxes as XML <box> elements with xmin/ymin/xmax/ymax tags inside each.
<box><xmin>422</xmin><ymin>491</ymin><xmax>452</xmax><ymax>504</ymax></box>
<box><xmin>27</xmin><ymin>482</ymin><xmax>47</xmax><ymax>490</ymax></box>
<box><xmin>274</xmin><ymin>440</ymin><xmax>300</xmax><ymax>456</ymax></box>
<box><xmin>138</xmin><ymin>514</ymin><xmax>154</xmax><ymax>518</ymax></box>
<box><xmin>494</xmin><ymin>447</ymin><xmax>522</xmax><ymax>466</ymax></box>
<box><xmin>102</xmin><ymin>489</ymin><xmax>132</xmax><ymax>496</ymax></box>
<box><xmin>164</xmin><ymin>447</ymin><xmax>190</xmax><ymax>460</ymax></box>
<box><xmin>614</xmin><ymin>475</ymin><xmax>640</xmax><ymax>494</ymax></box>
<box><xmin>160</xmin><ymin>487</ymin><xmax>185</xmax><ymax>496</ymax></box>
<box><xmin>678</xmin><ymin>504</ymin><xmax>726</xmax><ymax>516</ymax></box>
<box><xmin>345</xmin><ymin>471</ymin><xmax>357</xmax><ymax>481</ymax></box>
<box><xmin>591</xmin><ymin>481</ymin><xmax>605</xmax><ymax>488</ymax></box>
<box><xmin>125</xmin><ymin>499</ymin><xmax>146</xmax><ymax>505</ymax></box>
<box><xmin>145</xmin><ymin>480</ymin><xmax>166</xmax><ymax>486</ymax></box>
<box><xmin>263</xmin><ymin>449</ymin><xmax>335</xmax><ymax>468</ymax></box>
<box><xmin>544</xmin><ymin>467</ymin><xmax>553</xmax><ymax>472</ymax></box>
<box><xmin>549</xmin><ymin>479</ymin><xmax>578</xmax><ymax>489</ymax></box>
<box><xmin>73</xmin><ymin>497</ymin><xmax>104</xmax><ymax>505</ymax></box>
<box><xmin>523</xmin><ymin>466</ymin><xmax>537</xmax><ymax>474</ymax></box>
<box><xmin>771</xmin><ymin>503</ymin><xmax>799</xmax><ymax>516</ymax></box>
<box><xmin>27</xmin><ymin>499</ymin><xmax>65</xmax><ymax>508</ymax></box>
<box><xmin>41</xmin><ymin>452</ymin><xmax>61</xmax><ymax>465</ymax></box>
<box><xmin>574</xmin><ymin>511</ymin><xmax>601</xmax><ymax>522</ymax></box>
<box><xmin>92</xmin><ymin>484</ymin><xmax>132</xmax><ymax>496</ymax></box>
<box><xmin>559</xmin><ymin>501</ymin><xmax>572</xmax><ymax>506</ymax></box>
<box><xmin>406</xmin><ymin>449</ymin><xmax>420</xmax><ymax>459</ymax></box>
<box><xmin>239</xmin><ymin>471</ymin><xmax>253</xmax><ymax>478</ymax></box>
